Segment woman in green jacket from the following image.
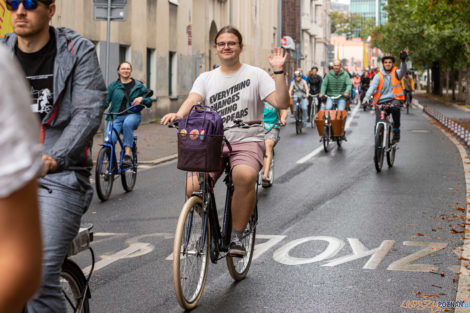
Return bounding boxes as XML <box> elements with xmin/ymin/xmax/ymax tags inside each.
<box><xmin>105</xmin><ymin>61</ymin><xmax>152</xmax><ymax>166</ymax></box>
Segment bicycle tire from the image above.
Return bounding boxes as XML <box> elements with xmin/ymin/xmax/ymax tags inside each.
<box><xmin>173</xmin><ymin>196</ymin><xmax>210</xmax><ymax>310</ymax></box>
<box><xmin>374</xmin><ymin>124</ymin><xmax>385</xmax><ymax>172</ymax></box>
<box><xmin>311</xmin><ymin>99</ymin><xmax>316</xmax><ymax>128</ymax></box>
<box><xmin>95</xmin><ymin>147</ymin><xmax>113</xmax><ymax>201</ymax></box>
<box><xmin>121</xmin><ymin>147</ymin><xmax>137</xmax><ymax>192</ymax></box>
<box><xmin>406</xmin><ymin>102</ymin><xmax>410</xmax><ymax>114</ymax></box>
<box><xmin>323</xmin><ymin>125</ymin><xmax>330</xmax><ymax>152</ymax></box>
<box><xmin>295</xmin><ymin>105</ymin><xmax>302</xmax><ymax>134</ymax></box>
<box><xmin>61</xmin><ymin>259</ymin><xmax>90</xmax><ymax>313</ymax></box>
<box><xmin>226</xmin><ymin>205</ymin><xmax>257</xmax><ymax>281</ymax></box>
<box><xmin>337</xmin><ymin>138</ymin><xmax>342</xmax><ymax>149</ymax></box>
<box><xmin>386</xmin><ymin>132</ymin><xmax>396</xmax><ymax>167</ymax></box>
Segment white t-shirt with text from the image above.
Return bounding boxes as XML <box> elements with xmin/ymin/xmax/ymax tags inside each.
<box><xmin>190</xmin><ymin>64</ymin><xmax>275</xmax><ymax>142</ymax></box>
<box><xmin>0</xmin><ymin>45</ymin><xmax>42</xmax><ymax>198</ymax></box>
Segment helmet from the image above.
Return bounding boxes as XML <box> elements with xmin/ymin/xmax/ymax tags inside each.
<box><xmin>382</xmin><ymin>54</ymin><xmax>395</xmax><ymax>63</ymax></box>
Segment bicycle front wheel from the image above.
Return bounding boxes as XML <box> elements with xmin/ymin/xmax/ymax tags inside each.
<box><xmin>323</xmin><ymin>125</ymin><xmax>330</xmax><ymax>152</ymax></box>
<box><xmin>95</xmin><ymin>147</ymin><xmax>114</xmax><ymax>201</ymax></box>
<box><xmin>173</xmin><ymin>196</ymin><xmax>210</xmax><ymax>310</ymax></box>
<box><xmin>61</xmin><ymin>259</ymin><xmax>90</xmax><ymax>313</ymax></box>
<box><xmin>374</xmin><ymin>124</ymin><xmax>385</xmax><ymax>172</ymax></box>
<box><xmin>226</xmin><ymin>205</ymin><xmax>257</xmax><ymax>281</ymax></box>
<box><xmin>121</xmin><ymin>149</ymin><xmax>137</xmax><ymax>192</ymax></box>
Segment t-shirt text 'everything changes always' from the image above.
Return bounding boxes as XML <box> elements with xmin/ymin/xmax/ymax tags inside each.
<box><xmin>209</xmin><ymin>79</ymin><xmax>250</xmax><ymax>124</ymax></box>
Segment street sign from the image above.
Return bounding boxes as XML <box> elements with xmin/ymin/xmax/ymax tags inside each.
<box><xmin>93</xmin><ymin>0</ymin><xmax>127</xmax><ymax>21</ymax></box>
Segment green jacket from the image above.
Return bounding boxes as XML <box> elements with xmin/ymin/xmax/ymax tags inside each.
<box><xmin>105</xmin><ymin>79</ymin><xmax>152</xmax><ymax>121</ymax></box>
<box><xmin>320</xmin><ymin>70</ymin><xmax>352</xmax><ymax>99</ymax></box>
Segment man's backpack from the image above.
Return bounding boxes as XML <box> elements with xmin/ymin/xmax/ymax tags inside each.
<box><xmin>177</xmin><ymin>104</ymin><xmax>224</xmax><ymax>172</ymax></box>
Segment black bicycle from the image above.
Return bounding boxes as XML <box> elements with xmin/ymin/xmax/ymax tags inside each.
<box><xmin>373</xmin><ymin>102</ymin><xmax>397</xmax><ymax>172</ymax></box>
<box><xmin>293</xmin><ymin>96</ymin><xmax>305</xmax><ymax>134</ymax></box>
<box><xmin>404</xmin><ymin>89</ymin><xmax>412</xmax><ymax>114</ymax></box>
<box><xmin>308</xmin><ymin>94</ymin><xmax>320</xmax><ymax>128</ymax></box>
<box><xmin>170</xmin><ymin>119</ymin><xmax>258</xmax><ymax>310</ymax></box>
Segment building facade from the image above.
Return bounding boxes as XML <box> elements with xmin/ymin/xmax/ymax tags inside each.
<box><xmin>50</xmin><ymin>0</ymin><xmax>279</xmax><ymax>120</ymax></box>
<box><xmin>282</xmin><ymin>0</ymin><xmax>331</xmax><ymax>77</ymax></box>
<box><xmin>350</xmin><ymin>0</ymin><xmax>387</xmax><ymax>26</ymax></box>
<box><xmin>301</xmin><ymin>0</ymin><xmax>331</xmax><ymax>75</ymax></box>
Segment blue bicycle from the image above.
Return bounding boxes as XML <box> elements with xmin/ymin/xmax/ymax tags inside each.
<box><xmin>95</xmin><ymin>90</ymin><xmax>152</xmax><ymax>201</ymax></box>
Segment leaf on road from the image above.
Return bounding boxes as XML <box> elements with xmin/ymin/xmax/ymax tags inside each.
<box><xmin>456</xmin><ymin>207</ymin><xmax>466</xmax><ymax>212</ymax></box>
<box><xmin>413</xmin><ymin>291</ymin><xmax>422</xmax><ymax>296</ymax></box>
<box><xmin>416</xmin><ymin>233</ymin><xmax>425</xmax><ymax>236</ymax></box>
<box><xmin>453</xmin><ymin>278</ymin><xmax>459</xmax><ymax>283</ymax></box>
<box><xmin>451</xmin><ymin>228</ymin><xmax>465</xmax><ymax>233</ymax></box>
<box><xmin>458</xmin><ymin>256</ymin><xmax>470</xmax><ymax>261</ymax></box>
<box><xmin>440</xmin><ymin>272</ymin><xmax>445</xmax><ymax>277</ymax></box>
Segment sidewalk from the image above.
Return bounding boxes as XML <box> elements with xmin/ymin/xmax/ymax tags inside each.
<box><xmin>92</xmin><ymin>121</ymin><xmax>178</xmax><ymax>165</ymax></box>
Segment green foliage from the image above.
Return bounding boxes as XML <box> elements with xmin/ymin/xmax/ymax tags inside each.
<box><xmin>371</xmin><ymin>0</ymin><xmax>470</xmax><ymax>69</ymax></box>
<box><xmin>331</xmin><ymin>11</ymin><xmax>377</xmax><ymax>40</ymax></box>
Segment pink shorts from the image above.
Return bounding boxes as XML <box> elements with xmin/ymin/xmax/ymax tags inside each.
<box><xmin>187</xmin><ymin>141</ymin><xmax>265</xmax><ymax>183</ymax></box>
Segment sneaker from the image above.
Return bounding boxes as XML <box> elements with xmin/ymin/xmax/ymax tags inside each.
<box><xmin>122</xmin><ymin>155</ymin><xmax>133</xmax><ymax>167</ymax></box>
<box><xmin>307</xmin><ymin>117</ymin><xmax>311</xmax><ymax>123</ymax></box>
<box><xmin>392</xmin><ymin>130</ymin><xmax>400</xmax><ymax>144</ymax></box>
<box><xmin>303</xmin><ymin>122</ymin><xmax>307</xmax><ymax>127</ymax></box>
<box><xmin>229</xmin><ymin>236</ymin><xmax>246</xmax><ymax>257</ymax></box>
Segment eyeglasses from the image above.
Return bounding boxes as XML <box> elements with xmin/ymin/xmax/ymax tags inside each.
<box><xmin>215</xmin><ymin>41</ymin><xmax>238</xmax><ymax>48</ymax></box>
<box><xmin>6</xmin><ymin>0</ymin><xmax>52</xmax><ymax>11</ymax></box>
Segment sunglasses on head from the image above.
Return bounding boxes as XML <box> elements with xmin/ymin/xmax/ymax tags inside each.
<box><xmin>6</xmin><ymin>0</ymin><xmax>52</xmax><ymax>11</ymax></box>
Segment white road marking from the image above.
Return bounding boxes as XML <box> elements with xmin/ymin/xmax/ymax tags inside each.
<box><xmin>387</xmin><ymin>241</ymin><xmax>447</xmax><ymax>272</ymax></box>
<box><xmin>296</xmin><ymin>103</ymin><xmax>361</xmax><ymax>164</ymax></box>
<box><xmin>272</xmin><ymin>236</ymin><xmax>345</xmax><ymax>265</ymax></box>
<box><xmin>322</xmin><ymin>238</ymin><xmax>395</xmax><ymax>269</ymax></box>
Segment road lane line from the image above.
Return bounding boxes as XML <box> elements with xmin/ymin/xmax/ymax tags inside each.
<box><xmin>296</xmin><ymin>103</ymin><xmax>361</xmax><ymax>164</ymax></box>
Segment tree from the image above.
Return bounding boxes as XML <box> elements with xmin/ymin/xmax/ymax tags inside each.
<box><xmin>371</xmin><ymin>0</ymin><xmax>470</xmax><ymax>102</ymax></box>
<box><xmin>331</xmin><ymin>11</ymin><xmax>376</xmax><ymax>41</ymax></box>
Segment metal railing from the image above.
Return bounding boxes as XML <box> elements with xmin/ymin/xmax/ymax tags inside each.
<box><xmin>423</xmin><ymin>105</ymin><xmax>470</xmax><ymax>149</ymax></box>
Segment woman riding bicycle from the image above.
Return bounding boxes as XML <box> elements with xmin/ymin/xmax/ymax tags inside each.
<box><xmin>105</xmin><ymin>61</ymin><xmax>153</xmax><ymax>167</ymax></box>
<box><xmin>289</xmin><ymin>71</ymin><xmax>309</xmax><ymax>127</ymax></box>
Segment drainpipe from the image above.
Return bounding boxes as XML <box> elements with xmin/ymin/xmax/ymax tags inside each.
<box><xmin>277</xmin><ymin>0</ymin><xmax>282</xmax><ymax>46</ymax></box>
<box><xmin>230</xmin><ymin>0</ymin><xmax>233</xmax><ymax>25</ymax></box>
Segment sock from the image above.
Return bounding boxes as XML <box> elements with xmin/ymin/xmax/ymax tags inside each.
<box><xmin>231</xmin><ymin>230</ymin><xmax>243</xmax><ymax>242</ymax></box>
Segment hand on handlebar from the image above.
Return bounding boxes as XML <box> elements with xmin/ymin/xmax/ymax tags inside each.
<box><xmin>161</xmin><ymin>113</ymin><xmax>180</xmax><ymax>125</ymax></box>
<box><xmin>41</xmin><ymin>154</ymin><xmax>57</xmax><ymax>177</ymax></box>
<box><xmin>132</xmin><ymin>97</ymin><xmax>143</xmax><ymax>106</ymax></box>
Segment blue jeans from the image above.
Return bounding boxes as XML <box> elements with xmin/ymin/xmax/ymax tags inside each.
<box><xmin>27</xmin><ymin>171</ymin><xmax>91</xmax><ymax>313</ymax></box>
<box><xmin>293</xmin><ymin>96</ymin><xmax>308</xmax><ymax>122</ymax></box>
<box><xmin>110</xmin><ymin>113</ymin><xmax>141</xmax><ymax>148</ymax></box>
<box><xmin>326</xmin><ymin>98</ymin><xmax>346</xmax><ymax>110</ymax></box>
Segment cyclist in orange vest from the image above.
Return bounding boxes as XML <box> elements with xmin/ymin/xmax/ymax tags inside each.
<box><xmin>363</xmin><ymin>49</ymin><xmax>409</xmax><ymax>144</ymax></box>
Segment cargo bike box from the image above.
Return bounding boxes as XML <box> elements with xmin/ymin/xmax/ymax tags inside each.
<box><xmin>314</xmin><ymin>110</ymin><xmax>348</xmax><ymax>137</ymax></box>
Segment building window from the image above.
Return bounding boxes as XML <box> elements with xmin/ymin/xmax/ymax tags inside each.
<box><xmin>146</xmin><ymin>48</ymin><xmax>157</xmax><ymax>93</ymax></box>
<box><xmin>169</xmin><ymin>51</ymin><xmax>178</xmax><ymax>98</ymax></box>
<box><xmin>119</xmin><ymin>45</ymin><xmax>131</xmax><ymax>64</ymax></box>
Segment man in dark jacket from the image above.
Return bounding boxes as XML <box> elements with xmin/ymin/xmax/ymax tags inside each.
<box><xmin>1</xmin><ymin>1</ymin><xmax>105</xmax><ymax>312</ymax></box>
<box><xmin>306</xmin><ymin>66</ymin><xmax>322</xmax><ymax>121</ymax></box>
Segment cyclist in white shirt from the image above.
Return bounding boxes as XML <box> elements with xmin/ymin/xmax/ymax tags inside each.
<box><xmin>162</xmin><ymin>26</ymin><xmax>289</xmax><ymax>256</ymax></box>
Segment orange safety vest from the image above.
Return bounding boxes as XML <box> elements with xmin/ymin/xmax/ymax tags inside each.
<box><xmin>372</xmin><ymin>67</ymin><xmax>405</xmax><ymax>105</ymax></box>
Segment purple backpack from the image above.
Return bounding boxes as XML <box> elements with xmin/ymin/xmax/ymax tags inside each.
<box><xmin>177</xmin><ymin>104</ymin><xmax>224</xmax><ymax>172</ymax></box>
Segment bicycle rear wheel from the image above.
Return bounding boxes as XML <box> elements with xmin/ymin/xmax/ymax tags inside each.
<box><xmin>310</xmin><ymin>99</ymin><xmax>316</xmax><ymax>128</ymax></box>
<box><xmin>173</xmin><ymin>196</ymin><xmax>209</xmax><ymax>310</ymax></box>
<box><xmin>386</xmin><ymin>133</ymin><xmax>396</xmax><ymax>167</ymax></box>
<box><xmin>121</xmin><ymin>147</ymin><xmax>137</xmax><ymax>192</ymax></box>
<box><xmin>295</xmin><ymin>105</ymin><xmax>302</xmax><ymax>134</ymax></box>
<box><xmin>374</xmin><ymin>124</ymin><xmax>385</xmax><ymax>172</ymax></box>
<box><xmin>226</xmin><ymin>205</ymin><xmax>257</xmax><ymax>281</ymax></box>
<box><xmin>61</xmin><ymin>259</ymin><xmax>90</xmax><ymax>313</ymax></box>
<box><xmin>323</xmin><ymin>125</ymin><xmax>330</xmax><ymax>152</ymax></box>
<box><xmin>95</xmin><ymin>147</ymin><xmax>113</xmax><ymax>201</ymax></box>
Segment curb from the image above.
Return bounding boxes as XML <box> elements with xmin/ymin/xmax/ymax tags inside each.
<box><xmin>138</xmin><ymin>154</ymin><xmax>178</xmax><ymax>166</ymax></box>
<box><xmin>418</xmin><ymin>94</ymin><xmax>470</xmax><ymax>113</ymax></box>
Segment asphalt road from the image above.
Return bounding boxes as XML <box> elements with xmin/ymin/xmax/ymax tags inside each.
<box><xmin>76</xmin><ymin>99</ymin><xmax>468</xmax><ymax>313</ymax></box>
